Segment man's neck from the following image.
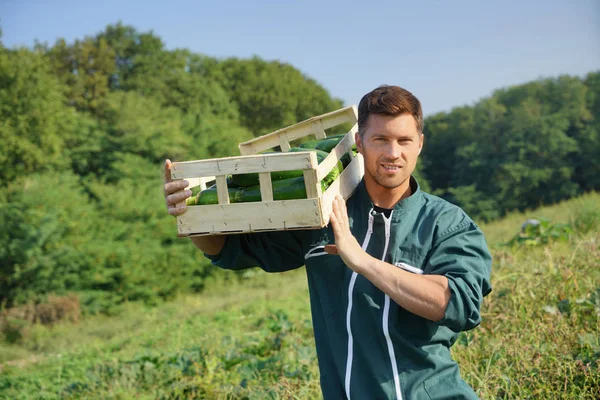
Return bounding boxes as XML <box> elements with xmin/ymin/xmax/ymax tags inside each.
<box><xmin>365</xmin><ymin>177</ymin><xmax>412</xmax><ymax>209</ymax></box>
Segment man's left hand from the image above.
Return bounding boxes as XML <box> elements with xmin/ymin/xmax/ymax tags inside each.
<box><xmin>324</xmin><ymin>195</ymin><xmax>370</xmax><ymax>272</ymax></box>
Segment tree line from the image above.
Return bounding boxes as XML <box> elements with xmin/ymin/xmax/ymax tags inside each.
<box><xmin>0</xmin><ymin>23</ymin><xmax>598</xmax><ymax>313</ymax></box>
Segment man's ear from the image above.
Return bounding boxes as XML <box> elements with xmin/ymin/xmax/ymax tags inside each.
<box><xmin>417</xmin><ymin>133</ymin><xmax>425</xmax><ymax>156</ymax></box>
<box><xmin>355</xmin><ymin>131</ymin><xmax>363</xmax><ymax>154</ymax></box>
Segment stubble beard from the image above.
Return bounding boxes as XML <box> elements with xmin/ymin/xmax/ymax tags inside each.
<box><xmin>366</xmin><ymin>164</ymin><xmax>409</xmax><ymax>190</ymax></box>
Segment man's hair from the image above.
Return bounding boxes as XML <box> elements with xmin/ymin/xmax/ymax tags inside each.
<box><xmin>357</xmin><ymin>85</ymin><xmax>423</xmax><ymax>135</ymax></box>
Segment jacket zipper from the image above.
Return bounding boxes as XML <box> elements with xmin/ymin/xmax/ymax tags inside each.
<box><xmin>344</xmin><ymin>209</ymin><xmax>374</xmax><ymax>400</ymax></box>
<box><xmin>382</xmin><ymin>212</ymin><xmax>403</xmax><ymax>400</ymax></box>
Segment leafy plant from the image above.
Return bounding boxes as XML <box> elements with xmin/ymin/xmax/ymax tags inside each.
<box><xmin>504</xmin><ymin>218</ymin><xmax>573</xmax><ymax>247</ymax></box>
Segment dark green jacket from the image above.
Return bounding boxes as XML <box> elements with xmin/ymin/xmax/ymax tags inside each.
<box><xmin>206</xmin><ymin>178</ymin><xmax>492</xmax><ymax>399</ymax></box>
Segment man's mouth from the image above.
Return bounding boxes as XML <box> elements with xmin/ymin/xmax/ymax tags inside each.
<box><xmin>381</xmin><ymin>164</ymin><xmax>402</xmax><ymax>171</ymax></box>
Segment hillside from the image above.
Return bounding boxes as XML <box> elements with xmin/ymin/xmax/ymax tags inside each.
<box><xmin>1</xmin><ymin>192</ymin><xmax>598</xmax><ymax>399</ymax></box>
<box><xmin>2</xmin><ymin>23</ymin><xmax>599</xmax><ymax>314</ymax></box>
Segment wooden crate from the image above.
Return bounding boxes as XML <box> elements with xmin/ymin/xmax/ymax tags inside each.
<box><xmin>171</xmin><ymin>105</ymin><xmax>364</xmax><ymax>236</ymax></box>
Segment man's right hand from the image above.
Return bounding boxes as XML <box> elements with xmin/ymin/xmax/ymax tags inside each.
<box><xmin>163</xmin><ymin>158</ymin><xmax>226</xmax><ymax>255</ymax></box>
<box><xmin>164</xmin><ymin>159</ymin><xmax>191</xmax><ymax>217</ymax></box>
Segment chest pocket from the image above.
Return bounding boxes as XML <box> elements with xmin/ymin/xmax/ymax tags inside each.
<box><xmin>392</xmin><ymin>248</ymin><xmax>426</xmax><ymax>274</ymax></box>
<box><xmin>389</xmin><ymin>248</ymin><xmax>441</xmax><ymax>338</ymax></box>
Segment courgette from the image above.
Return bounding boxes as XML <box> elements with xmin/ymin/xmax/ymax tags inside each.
<box><xmin>239</xmin><ymin>176</ymin><xmax>328</xmax><ymax>202</ymax></box>
<box><xmin>340</xmin><ymin>149</ymin><xmax>358</xmax><ymax>169</ymax></box>
<box><xmin>299</xmin><ymin>137</ymin><xmax>342</xmax><ymax>153</ymax></box>
<box><xmin>230</xmin><ymin>147</ymin><xmax>334</xmax><ymax>187</ymax></box>
<box><xmin>299</xmin><ymin>134</ymin><xmax>357</xmax><ymax>154</ymax></box>
<box><xmin>196</xmin><ymin>185</ymin><xmax>242</xmax><ymax>205</ymax></box>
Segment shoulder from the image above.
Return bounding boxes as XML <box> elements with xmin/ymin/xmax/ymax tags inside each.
<box><xmin>418</xmin><ymin>191</ymin><xmax>478</xmax><ymax>239</ymax></box>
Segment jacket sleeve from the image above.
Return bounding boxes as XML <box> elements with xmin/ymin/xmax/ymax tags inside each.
<box><xmin>423</xmin><ymin>216</ymin><xmax>492</xmax><ymax>332</ymax></box>
<box><xmin>203</xmin><ymin>229</ymin><xmax>311</xmax><ymax>273</ymax></box>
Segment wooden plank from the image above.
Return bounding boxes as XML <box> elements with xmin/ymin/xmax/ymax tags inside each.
<box><xmin>303</xmin><ymin>151</ymin><xmax>320</xmax><ymax>199</ymax></box>
<box><xmin>171</xmin><ymin>152</ymin><xmax>315</xmax><ymax>179</ymax></box>
<box><xmin>316</xmin><ymin>128</ymin><xmax>357</xmax><ymax>182</ymax></box>
<box><xmin>216</xmin><ymin>175</ymin><xmax>229</xmax><ymax>205</ymax></box>
<box><xmin>320</xmin><ymin>153</ymin><xmax>364</xmax><ymax>224</ymax></box>
<box><xmin>278</xmin><ymin>132</ymin><xmax>291</xmax><ymax>152</ymax></box>
<box><xmin>312</xmin><ymin>120</ymin><xmax>327</xmax><ymax>139</ymax></box>
<box><xmin>238</xmin><ymin>105</ymin><xmax>358</xmax><ymax>155</ymax></box>
<box><xmin>258</xmin><ymin>172</ymin><xmax>273</xmax><ymax>202</ymax></box>
<box><xmin>303</xmin><ymin>169</ymin><xmax>320</xmax><ymax>199</ymax></box>
<box><xmin>176</xmin><ymin>199</ymin><xmax>323</xmax><ymax>235</ymax></box>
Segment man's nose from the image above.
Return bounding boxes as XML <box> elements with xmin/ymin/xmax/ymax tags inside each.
<box><xmin>385</xmin><ymin>142</ymin><xmax>402</xmax><ymax>159</ymax></box>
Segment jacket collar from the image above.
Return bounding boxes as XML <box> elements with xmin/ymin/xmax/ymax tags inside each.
<box><xmin>355</xmin><ymin>176</ymin><xmax>423</xmax><ymax>221</ymax></box>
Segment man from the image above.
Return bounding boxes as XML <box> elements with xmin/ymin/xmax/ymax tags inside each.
<box><xmin>164</xmin><ymin>85</ymin><xmax>492</xmax><ymax>399</ymax></box>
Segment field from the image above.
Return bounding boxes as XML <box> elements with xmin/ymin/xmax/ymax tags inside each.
<box><xmin>1</xmin><ymin>192</ymin><xmax>599</xmax><ymax>399</ymax></box>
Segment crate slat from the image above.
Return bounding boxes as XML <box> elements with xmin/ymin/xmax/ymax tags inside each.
<box><xmin>316</xmin><ymin>124</ymin><xmax>358</xmax><ymax>182</ymax></box>
<box><xmin>216</xmin><ymin>175</ymin><xmax>229</xmax><ymax>205</ymax></box>
<box><xmin>176</xmin><ymin>199</ymin><xmax>324</xmax><ymax>236</ymax></box>
<box><xmin>171</xmin><ymin>152</ymin><xmax>316</xmax><ymax>179</ymax></box>
<box><xmin>238</xmin><ymin>105</ymin><xmax>358</xmax><ymax>155</ymax></box>
<box><xmin>258</xmin><ymin>172</ymin><xmax>273</xmax><ymax>202</ymax></box>
<box><xmin>320</xmin><ymin>153</ymin><xmax>364</xmax><ymax>223</ymax></box>
<box><xmin>303</xmin><ymin>168</ymin><xmax>321</xmax><ymax>199</ymax></box>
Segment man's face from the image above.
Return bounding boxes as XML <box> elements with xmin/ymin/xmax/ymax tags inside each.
<box><xmin>355</xmin><ymin>113</ymin><xmax>424</xmax><ymax>190</ymax></box>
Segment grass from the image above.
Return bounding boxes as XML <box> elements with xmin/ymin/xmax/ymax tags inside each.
<box><xmin>1</xmin><ymin>192</ymin><xmax>599</xmax><ymax>399</ymax></box>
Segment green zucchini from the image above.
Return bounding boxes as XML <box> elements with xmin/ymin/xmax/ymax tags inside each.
<box><xmin>239</xmin><ymin>176</ymin><xmax>328</xmax><ymax>202</ymax></box>
<box><xmin>299</xmin><ymin>137</ymin><xmax>341</xmax><ymax>153</ymax></box>
<box><xmin>196</xmin><ymin>185</ymin><xmax>242</xmax><ymax>205</ymax></box>
<box><xmin>230</xmin><ymin>147</ymin><xmax>333</xmax><ymax>187</ymax></box>
<box><xmin>299</xmin><ymin>134</ymin><xmax>357</xmax><ymax>154</ymax></box>
<box><xmin>340</xmin><ymin>149</ymin><xmax>358</xmax><ymax>169</ymax></box>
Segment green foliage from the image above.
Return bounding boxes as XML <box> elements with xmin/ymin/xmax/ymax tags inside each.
<box><xmin>1</xmin><ymin>22</ymin><xmax>598</xmax><ymax>319</ymax></box>
<box><xmin>421</xmin><ymin>72</ymin><xmax>600</xmax><ymax>220</ymax></box>
<box><xmin>101</xmin><ymin>91</ymin><xmax>189</xmax><ymax>164</ymax></box>
<box><xmin>1</xmin><ymin>196</ymin><xmax>599</xmax><ymax>398</ymax></box>
<box><xmin>504</xmin><ymin>218</ymin><xmax>573</xmax><ymax>247</ymax></box>
<box><xmin>0</xmin><ymin>172</ymin><xmax>98</xmax><ymax>306</ymax></box>
<box><xmin>45</xmin><ymin>36</ymin><xmax>116</xmax><ymax>114</ymax></box>
<box><xmin>0</xmin><ymin>168</ymin><xmax>215</xmax><ymax>313</ymax></box>
<box><xmin>0</xmin><ymin>47</ymin><xmax>75</xmax><ymax>186</ymax></box>
<box><xmin>209</xmin><ymin>56</ymin><xmax>346</xmax><ymax>136</ymax></box>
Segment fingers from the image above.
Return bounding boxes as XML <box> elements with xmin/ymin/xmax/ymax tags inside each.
<box><xmin>332</xmin><ymin>195</ymin><xmax>348</xmax><ymax>227</ymax></box>
<box><xmin>337</xmin><ymin>195</ymin><xmax>349</xmax><ymax>223</ymax></box>
<box><xmin>164</xmin><ymin>180</ymin><xmax>189</xmax><ymax>196</ymax></box>
<box><xmin>166</xmin><ymin>189</ymin><xmax>192</xmax><ymax>207</ymax></box>
<box><xmin>164</xmin><ymin>159</ymin><xmax>172</xmax><ymax>184</ymax></box>
<box><xmin>168</xmin><ymin>204</ymin><xmax>187</xmax><ymax>216</ymax></box>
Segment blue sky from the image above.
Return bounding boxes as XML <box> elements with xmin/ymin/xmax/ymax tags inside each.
<box><xmin>1</xmin><ymin>0</ymin><xmax>599</xmax><ymax>115</ymax></box>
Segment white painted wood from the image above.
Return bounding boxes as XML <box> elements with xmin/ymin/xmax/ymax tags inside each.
<box><xmin>177</xmin><ymin>199</ymin><xmax>323</xmax><ymax>236</ymax></box>
<box><xmin>320</xmin><ymin>153</ymin><xmax>364</xmax><ymax>225</ymax></box>
<box><xmin>316</xmin><ymin>128</ymin><xmax>357</xmax><ymax>182</ymax></box>
<box><xmin>216</xmin><ymin>175</ymin><xmax>230</xmax><ymax>205</ymax></box>
<box><xmin>258</xmin><ymin>172</ymin><xmax>273</xmax><ymax>202</ymax></box>
<box><xmin>279</xmin><ymin>132</ymin><xmax>291</xmax><ymax>152</ymax></box>
<box><xmin>312</xmin><ymin>120</ymin><xmax>327</xmax><ymax>139</ymax></box>
<box><xmin>171</xmin><ymin>152</ymin><xmax>314</xmax><ymax>179</ymax></box>
<box><xmin>303</xmin><ymin>151</ymin><xmax>321</xmax><ymax>199</ymax></box>
<box><xmin>238</xmin><ymin>105</ymin><xmax>358</xmax><ymax>155</ymax></box>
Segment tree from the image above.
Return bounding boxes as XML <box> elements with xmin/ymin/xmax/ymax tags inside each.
<box><xmin>46</xmin><ymin>37</ymin><xmax>116</xmax><ymax>114</ymax></box>
<box><xmin>0</xmin><ymin>47</ymin><xmax>75</xmax><ymax>186</ymax></box>
<box><xmin>101</xmin><ymin>91</ymin><xmax>190</xmax><ymax>168</ymax></box>
<box><xmin>209</xmin><ymin>56</ymin><xmax>345</xmax><ymax>136</ymax></box>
